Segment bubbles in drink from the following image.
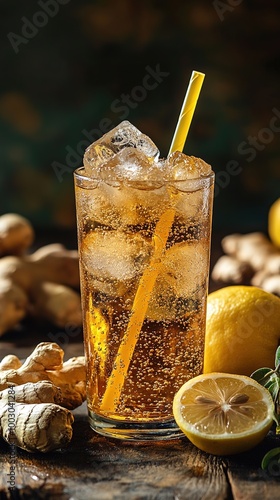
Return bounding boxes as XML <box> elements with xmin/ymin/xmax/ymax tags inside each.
<box><xmin>75</xmin><ymin>119</ymin><xmax>214</xmax><ymax>423</ymax></box>
<box><xmin>147</xmin><ymin>240</ymin><xmax>208</xmax><ymax>321</ymax></box>
<box><xmin>81</xmin><ymin>230</ymin><xmax>153</xmax><ymax>298</ymax></box>
<box><xmin>84</xmin><ymin>120</ymin><xmax>159</xmax><ymax>177</ymax></box>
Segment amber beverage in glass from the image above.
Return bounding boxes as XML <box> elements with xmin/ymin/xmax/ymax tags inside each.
<box><xmin>74</xmin><ymin>121</ymin><xmax>214</xmax><ymax>440</ymax></box>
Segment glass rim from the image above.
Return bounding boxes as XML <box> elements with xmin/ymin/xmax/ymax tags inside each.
<box><xmin>74</xmin><ymin>165</ymin><xmax>215</xmax><ymax>191</ymax></box>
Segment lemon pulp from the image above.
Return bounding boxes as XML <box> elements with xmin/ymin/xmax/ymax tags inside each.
<box><xmin>173</xmin><ymin>373</ymin><xmax>274</xmax><ymax>455</ymax></box>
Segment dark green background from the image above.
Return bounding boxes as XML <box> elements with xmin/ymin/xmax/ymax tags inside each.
<box><xmin>1</xmin><ymin>0</ymin><xmax>280</xmax><ymax>234</ymax></box>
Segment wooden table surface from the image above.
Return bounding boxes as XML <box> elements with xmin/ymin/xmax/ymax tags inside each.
<box><xmin>0</xmin><ymin>231</ymin><xmax>280</xmax><ymax>499</ymax></box>
<box><xmin>1</xmin><ymin>329</ymin><xmax>280</xmax><ymax>499</ymax></box>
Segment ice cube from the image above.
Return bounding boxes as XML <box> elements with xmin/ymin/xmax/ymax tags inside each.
<box><xmin>165</xmin><ymin>152</ymin><xmax>212</xmax><ymax>182</ymax></box>
<box><xmin>79</xmin><ymin>146</ymin><xmax>169</xmax><ymax>227</ymax></box>
<box><xmin>147</xmin><ymin>241</ymin><xmax>209</xmax><ymax>321</ymax></box>
<box><xmin>98</xmin><ymin>147</ymin><xmax>169</xmax><ymax>222</ymax></box>
<box><xmin>77</xmin><ymin>175</ymin><xmax>170</xmax><ymax>229</ymax></box>
<box><xmin>100</xmin><ymin>147</ymin><xmax>164</xmax><ymax>189</ymax></box>
<box><xmin>163</xmin><ymin>153</ymin><xmax>213</xmax><ymax>222</ymax></box>
<box><xmin>84</xmin><ymin>121</ymin><xmax>159</xmax><ymax>177</ymax></box>
<box><xmin>81</xmin><ymin>230</ymin><xmax>153</xmax><ymax>298</ymax></box>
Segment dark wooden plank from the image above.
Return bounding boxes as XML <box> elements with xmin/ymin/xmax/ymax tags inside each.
<box><xmin>1</xmin><ymin>337</ymin><xmax>279</xmax><ymax>499</ymax></box>
<box><xmin>0</xmin><ymin>412</ymin><xmax>230</xmax><ymax>500</ymax></box>
<box><xmin>2</xmin><ymin>409</ymin><xmax>280</xmax><ymax>500</ymax></box>
<box><xmin>224</xmin><ymin>431</ymin><xmax>280</xmax><ymax>500</ymax></box>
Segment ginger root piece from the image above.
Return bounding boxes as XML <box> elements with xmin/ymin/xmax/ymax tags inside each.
<box><xmin>220</xmin><ymin>232</ymin><xmax>242</xmax><ymax>255</ymax></box>
<box><xmin>0</xmin><ymin>381</ymin><xmax>62</xmax><ymax>405</ymax></box>
<box><xmin>260</xmin><ymin>275</ymin><xmax>280</xmax><ymax>297</ymax></box>
<box><xmin>221</xmin><ymin>232</ymin><xmax>279</xmax><ymax>271</ymax></box>
<box><xmin>0</xmin><ymin>279</ymin><xmax>29</xmax><ymax>336</ymax></box>
<box><xmin>29</xmin><ymin>243</ymin><xmax>66</xmax><ymax>259</ymax></box>
<box><xmin>211</xmin><ymin>255</ymin><xmax>253</xmax><ymax>284</ymax></box>
<box><xmin>0</xmin><ymin>256</ymin><xmax>37</xmax><ymax>290</ymax></box>
<box><xmin>0</xmin><ymin>245</ymin><xmax>81</xmax><ymax>336</ymax></box>
<box><xmin>1</xmin><ymin>403</ymin><xmax>74</xmax><ymax>452</ymax></box>
<box><xmin>213</xmin><ymin>230</ymin><xmax>280</xmax><ymax>299</ymax></box>
<box><xmin>0</xmin><ymin>382</ymin><xmax>74</xmax><ymax>452</ymax></box>
<box><xmin>31</xmin><ymin>281</ymin><xmax>82</xmax><ymax>328</ymax></box>
<box><xmin>250</xmin><ymin>269</ymin><xmax>268</xmax><ymax>288</ymax></box>
<box><xmin>0</xmin><ymin>213</ymin><xmax>34</xmax><ymax>256</ymax></box>
<box><xmin>0</xmin><ymin>354</ymin><xmax>21</xmax><ymax>370</ymax></box>
<box><xmin>264</xmin><ymin>254</ymin><xmax>280</xmax><ymax>275</ymax></box>
<box><xmin>28</xmin><ymin>247</ymin><xmax>80</xmax><ymax>289</ymax></box>
<box><xmin>0</xmin><ymin>248</ymin><xmax>80</xmax><ymax>293</ymax></box>
<box><xmin>0</xmin><ymin>342</ymin><xmax>86</xmax><ymax>409</ymax></box>
<box><xmin>0</xmin><ymin>213</ymin><xmax>81</xmax><ymax>336</ymax></box>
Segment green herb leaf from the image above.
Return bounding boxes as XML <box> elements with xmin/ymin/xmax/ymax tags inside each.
<box><xmin>275</xmin><ymin>346</ymin><xmax>280</xmax><ymax>370</ymax></box>
<box><xmin>261</xmin><ymin>447</ymin><xmax>280</xmax><ymax>471</ymax></box>
<box><xmin>251</xmin><ymin>347</ymin><xmax>280</xmax><ymax>473</ymax></box>
<box><xmin>251</xmin><ymin>367</ymin><xmax>274</xmax><ymax>385</ymax></box>
<box><xmin>264</xmin><ymin>374</ymin><xmax>280</xmax><ymax>403</ymax></box>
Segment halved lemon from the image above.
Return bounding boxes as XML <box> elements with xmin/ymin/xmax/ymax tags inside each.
<box><xmin>173</xmin><ymin>373</ymin><xmax>274</xmax><ymax>455</ymax></box>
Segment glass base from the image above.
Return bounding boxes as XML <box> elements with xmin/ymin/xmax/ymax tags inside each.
<box><xmin>88</xmin><ymin>411</ymin><xmax>184</xmax><ymax>441</ymax></box>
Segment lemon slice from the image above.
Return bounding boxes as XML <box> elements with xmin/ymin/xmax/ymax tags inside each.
<box><xmin>173</xmin><ymin>373</ymin><xmax>274</xmax><ymax>455</ymax></box>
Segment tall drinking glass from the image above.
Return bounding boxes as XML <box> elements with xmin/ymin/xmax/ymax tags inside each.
<box><xmin>74</xmin><ymin>123</ymin><xmax>214</xmax><ymax>441</ymax></box>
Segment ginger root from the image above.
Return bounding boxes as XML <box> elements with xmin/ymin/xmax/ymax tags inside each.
<box><xmin>0</xmin><ymin>342</ymin><xmax>86</xmax><ymax>409</ymax></box>
<box><xmin>211</xmin><ymin>255</ymin><xmax>253</xmax><ymax>284</ymax></box>
<box><xmin>221</xmin><ymin>232</ymin><xmax>278</xmax><ymax>271</ymax></box>
<box><xmin>0</xmin><ymin>213</ymin><xmax>34</xmax><ymax>256</ymax></box>
<box><xmin>0</xmin><ymin>381</ymin><xmax>74</xmax><ymax>452</ymax></box>
<box><xmin>0</xmin><ymin>380</ymin><xmax>62</xmax><ymax>405</ymax></box>
<box><xmin>0</xmin><ymin>343</ymin><xmax>87</xmax><ymax>453</ymax></box>
<box><xmin>259</xmin><ymin>275</ymin><xmax>280</xmax><ymax>297</ymax></box>
<box><xmin>0</xmin><ymin>219</ymin><xmax>82</xmax><ymax>336</ymax></box>
<box><xmin>0</xmin><ymin>354</ymin><xmax>22</xmax><ymax>370</ymax></box>
<box><xmin>0</xmin><ymin>279</ymin><xmax>29</xmax><ymax>335</ymax></box>
<box><xmin>212</xmin><ymin>231</ymin><xmax>280</xmax><ymax>296</ymax></box>
<box><xmin>0</xmin><ymin>247</ymin><xmax>80</xmax><ymax>293</ymax></box>
<box><xmin>30</xmin><ymin>281</ymin><xmax>82</xmax><ymax>328</ymax></box>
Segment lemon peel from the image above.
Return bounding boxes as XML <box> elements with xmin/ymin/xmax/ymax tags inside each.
<box><xmin>204</xmin><ymin>286</ymin><xmax>280</xmax><ymax>376</ymax></box>
<box><xmin>268</xmin><ymin>198</ymin><xmax>280</xmax><ymax>248</ymax></box>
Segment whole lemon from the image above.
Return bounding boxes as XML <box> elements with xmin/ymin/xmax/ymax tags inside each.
<box><xmin>268</xmin><ymin>197</ymin><xmax>280</xmax><ymax>248</ymax></box>
<box><xmin>204</xmin><ymin>286</ymin><xmax>280</xmax><ymax>376</ymax></box>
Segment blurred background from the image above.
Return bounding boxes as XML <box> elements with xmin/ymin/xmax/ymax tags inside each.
<box><xmin>0</xmin><ymin>0</ymin><xmax>280</xmax><ymax>237</ymax></box>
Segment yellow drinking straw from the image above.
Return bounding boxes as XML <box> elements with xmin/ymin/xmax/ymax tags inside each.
<box><xmin>100</xmin><ymin>70</ymin><xmax>205</xmax><ymax>412</ymax></box>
